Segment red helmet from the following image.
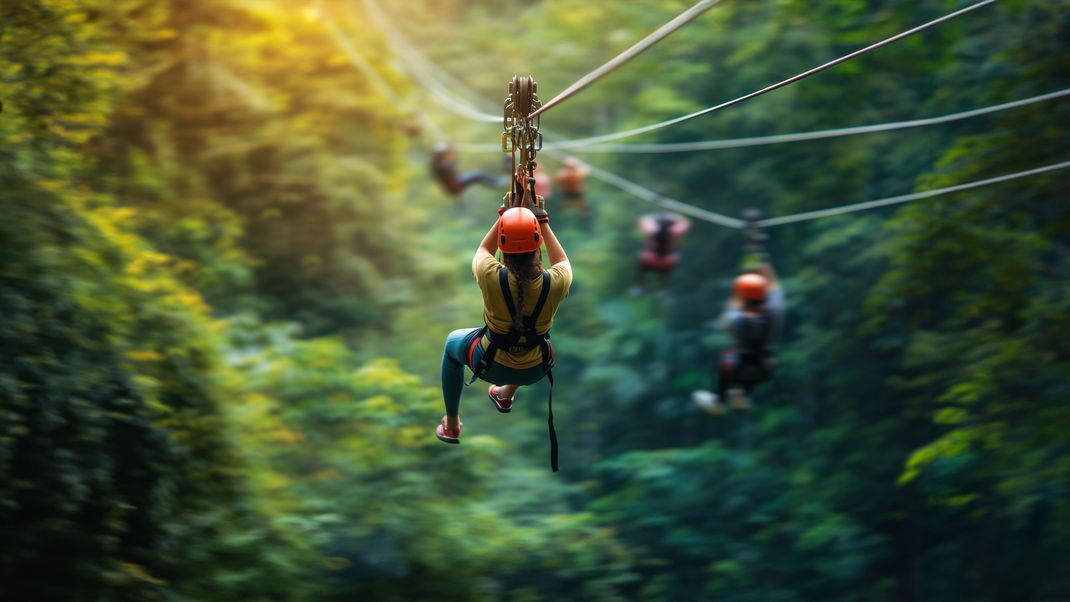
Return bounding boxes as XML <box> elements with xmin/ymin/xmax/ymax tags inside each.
<box><xmin>499</xmin><ymin>207</ymin><xmax>542</xmax><ymax>254</ymax></box>
<box><xmin>733</xmin><ymin>273</ymin><xmax>768</xmax><ymax>301</ymax></box>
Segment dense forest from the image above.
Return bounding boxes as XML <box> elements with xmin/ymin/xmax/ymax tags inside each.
<box><xmin>2</xmin><ymin>0</ymin><xmax>1068</xmax><ymax>600</ymax></box>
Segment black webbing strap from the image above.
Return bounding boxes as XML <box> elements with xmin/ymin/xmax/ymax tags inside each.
<box><xmin>498</xmin><ymin>269</ymin><xmax>551</xmax><ymax>349</ymax></box>
<box><xmin>497</xmin><ymin>268</ymin><xmax>558</xmax><ymax>471</ymax></box>
<box><xmin>547</xmin><ymin>369</ymin><xmax>557</xmax><ymax>472</ymax></box>
<box><xmin>498</xmin><ymin>268</ymin><xmax>515</xmax><ymax>314</ymax></box>
<box><xmin>530</xmin><ymin>272</ymin><xmax>551</xmax><ymax>325</ymax></box>
<box><xmin>498</xmin><ymin>270</ymin><xmax>550</xmax><ymax>319</ymax></box>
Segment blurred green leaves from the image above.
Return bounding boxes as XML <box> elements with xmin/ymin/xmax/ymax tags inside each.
<box><xmin>3</xmin><ymin>0</ymin><xmax>1069</xmax><ymax>600</ymax></box>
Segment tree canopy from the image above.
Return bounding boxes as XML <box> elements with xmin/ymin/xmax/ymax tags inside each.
<box><xmin>2</xmin><ymin>0</ymin><xmax>1068</xmax><ymax>600</ymax></box>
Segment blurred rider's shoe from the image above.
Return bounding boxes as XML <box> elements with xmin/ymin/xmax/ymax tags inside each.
<box><xmin>728</xmin><ymin>388</ymin><xmax>751</xmax><ymax>411</ymax></box>
<box><xmin>692</xmin><ymin>390</ymin><xmax>726</xmax><ymax>416</ymax></box>
<box><xmin>435</xmin><ymin>416</ymin><xmax>461</xmax><ymax>444</ymax></box>
<box><xmin>488</xmin><ymin>385</ymin><xmax>514</xmax><ymax>413</ymax></box>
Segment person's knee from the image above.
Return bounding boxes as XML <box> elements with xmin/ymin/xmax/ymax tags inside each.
<box><xmin>443</xmin><ymin>329</ymin><xmax>470</xmax><ymax>353</ymax></box>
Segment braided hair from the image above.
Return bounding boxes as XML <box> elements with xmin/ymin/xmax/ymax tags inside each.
<box><xmin>502</xmin><ymin>250</ymin><xmax>544</xmax><ymax>335</ymax></box>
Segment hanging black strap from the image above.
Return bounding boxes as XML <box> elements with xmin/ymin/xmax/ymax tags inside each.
<box><xmin>499</xmin><ymin>269</ymin><xmax>557</xmax><ymax>471</ymax></box>
<box><xmin>546</xmin><ymin>369</ymin><xmax>557</xmax><ymax>472</ymax></box>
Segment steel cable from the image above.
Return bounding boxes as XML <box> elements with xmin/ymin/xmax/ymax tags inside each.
<box><xmin>321</xmin><ymin>9</ymin><xmax>450</xmax><ymax>140</ymax></box>
<box><xmin>542</xmin><ymin>0</ymin><xmax>996</xmax><ymax>148</ymax></box>
<box><xmin>550</xmin><ymin>89</ymin><xmax>1070</xmax><ymax>153</ymax></box>
<box><xmin>361</xmin><ymin>0</ymin><xmax>501</xmax><ymax>122</ymax></box>
<box><xmin>759</xmin><ymin>159</ymin><xmax>1070</xmax><ymax>227</ymax></box>
<box><xmin>529</xmin><ymin>0</ymin><xmax>723</xmax><ymax>120</ymax></box>
<box><xmin>335</xmin><ymin>0</ymin><xmax>1056</xmax><ymax>234</ymax></box>
<box><xmin>454</xmin><ymin>88</ymin><xmax>1070</xmax><ymax>153</ymax></box>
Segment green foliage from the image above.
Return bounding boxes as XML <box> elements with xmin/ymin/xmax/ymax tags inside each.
<box><xmin>3</xmin><ymin>0</ymin><xmax>1069</xmax><ymax>600</ymax></box>
<box><xmin>227</xmin><ymin>329</ymin><xmax>633</xmax><ymax>601</ymax></box>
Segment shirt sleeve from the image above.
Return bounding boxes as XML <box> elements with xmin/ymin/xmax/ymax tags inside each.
<box><xmin>766</xmin><ymin>287</ymin><xmax>785</xmax><ymax>320</ymax></box>
<box><xmin>548</xmin><ymin>263</ymin><xmax>573</xmax><ymax>299</ymax></box>
<box><xmin>474</xmin><ymin>254</ymin><xmax>503</xmax><ymax>292</ymax></box>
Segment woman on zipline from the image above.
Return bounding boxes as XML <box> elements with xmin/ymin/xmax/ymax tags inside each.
<box><xmin>436</xmin><ymin>174</ymin><xmax>572</xmax><ymax>450</ymax></box>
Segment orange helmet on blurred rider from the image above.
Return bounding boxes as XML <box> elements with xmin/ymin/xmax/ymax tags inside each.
<box><xmin>499</xmin><ymin>207</ymin><xmax>542</xmax><ymax>254</ymax></box>
<box><xmin>733</xmin><ymin>273</ymin><xmax>768</xmax><ymax>302</ymax></box>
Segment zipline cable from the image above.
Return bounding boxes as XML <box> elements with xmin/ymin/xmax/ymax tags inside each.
<box><xmin>363</xmin><ymin>0</ymin><xmax>503</xmax><ymax>121</ymax></box>
<box><xmin>362</xmin><ymin>0</ymin><xmax>500</xmax><ymax>122</ymax></box>
<box><xmin>320</xmin><ymin>6</ymin><xmax>450</xmax><ymax>140</ymax></box>
<box><xmin>454</xmin><ymin>88</ymin><xmax>1070</xmax><ymax>153</ymax></box>
<box><xmin>321</xmin><ymin>9</ymin><xmax>398</xmax><ymax>102</ymax></box>
<box><xmin>580</xmin><ymin>161</ymin><xmax>745</xmax><ymax>228</ymax></box>
<box><xmin>332</xmin><ymin>0</ymin><xmax>656</xmax><ymax>212</ymax></box>
<box><xmin>528</xmin><ymin>0</ymin><xmax>723</xmax><ymax>120</ymax></box>
<box><xmin>356</xmin><ymin>0</ymin><xmax>1005</xmax><ymax>156</ymax></box>
<box><xmin>339</xmin><ymin>0</ymin><xmax>1055</xmax><ymax>234</ymax></box>
<box><xmin>551</xmin><ymin>88</ymin><xmax>1070</xmax><ymax>153</ymax></box>
<box><xmin>541</xmin><ymin>0</ymin><xmax>996</xmax><ymax>148</ymax></box>
<box><xmin>758</xmin><ymin>159</ymin><xmax>1070</xmax><ymax>227</ymax></box>
<box><xmin>361</xmin><ymin>0</ymin><xmax>501</xmax><ymax>123</ymax></box>
<box><xmin>353</xmin><ymin>0</ymin><xmax>739</xmax><ymax>224</ymax></box>
<box><xmin>586</xmin><ymin>158</ymin><xmax>1070</xmax><ymax>229</ymax></box>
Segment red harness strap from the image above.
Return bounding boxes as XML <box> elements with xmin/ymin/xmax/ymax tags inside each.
<box><xmin>639</xmin><ymin>249</ymin><xmax>680</xmax><ymax>271</ymax></box>
<box><xmin>467</xmin><ymin>334</ymin><xmax>483</xmax><ymax>371</ymax></box>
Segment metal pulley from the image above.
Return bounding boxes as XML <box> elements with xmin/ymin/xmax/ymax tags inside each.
<box><xmin>742</xmin><ymin>208</ymin><xmax>769</xmax><ymax>259</ymax></box>
<box><xmin>502</xmin><ymin>75</ymin><xmax>542</xmax><ymax>206</ymax></box>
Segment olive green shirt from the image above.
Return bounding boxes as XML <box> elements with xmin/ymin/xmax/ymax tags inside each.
<box><xmin>474</xmin><ymin>254</ymin><xmax>572</xmax><ymax>369</ymax></box>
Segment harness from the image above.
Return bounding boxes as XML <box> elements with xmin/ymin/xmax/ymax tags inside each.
<box><xmin>730</xmin><ymin>311</ymin><xmax>776</xmax><ymax>383</ymax></box>
<box><xmin>653</xmin><ymin>219</ymin><xmax>674</xmax><ymax>256</ymax></box>
<box><xmin>469</xmin><ymin>268</ymin><xmax>559</xmax><ymax>471</ymax></box>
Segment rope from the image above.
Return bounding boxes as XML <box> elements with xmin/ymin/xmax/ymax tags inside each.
<box><xmin>339</xmin><ymin>0</ymin><xmax>1055</xmax><ymax>236</ymax></box>
<box><xmin>758</xmin><ymin>159</ymin><xmax>1070</xmax><ymax>227</ymax></box>
<box><xmin>580</xmin><ymin>161</ymin><xmax>745</xmax><ymax>228</ymax></box>
<box><xmin>347</xmin><ymin>2</ymin><xmax>737</xmax><ymax>228</ymax></box>
<box><xmin>552</xmin><ymin>89</ymin><xmax>1070</xmax><ymax>152</ymax></box>
<box><xmin>321</xmin><ymin>8</ymin><xmax>450</xmax><ymax>140</ymax></box>
<box><xmin>361</xmin><ymin>0</ymin><xmax>501</xmax><ymax>123</ymax></box>
<box><xmin>455</xmin><ymin>88</ymin><xmax>1070</xmax><ymax>153</ymax></box>
<box><xmin>542</xmin><ymin>0</ymin><xmax>996</xmax><ymax>148</ymax></box>
<box><xmin>528</xmin><ymin>0</ymin><xmax>723</xmax><ymax>120</ymax></box>
<box><xmin>579</xmin><ymin>158</ymin><xmax>1070</xmax><ymax>230</ymax></box>
<box><xmin>353</xmin><ymin>0</ymin><xmax>726</xmax><ymax>226</ymax></box>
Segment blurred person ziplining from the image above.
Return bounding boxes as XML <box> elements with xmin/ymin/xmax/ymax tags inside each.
<box><xmin>437</xmin><ymin>172</ymin><xmax>572</xmax><ymax>470</ymax></box>
<box><xmin>533</xmin><ymin>163</ymin><xmax>553</xmax><ymax>200</ymax></box>
<box><xmin>430</xmin><ymin>143</ymin><xmax>506</xmax><ymax>198</ymax></box>
<box><xmin>631</xmin><ymin>212</ymin><xmax>691</xmax><ymax>296</ymax></box>
<box><xmin>692</xmin><ymin>262</ymin><xmax>785</xmax><ymax>415</ymax></box>
<box><xmin>555</xmin><ymin>156</ymin><xmax>590</xmax><ymax>220</ymax></box>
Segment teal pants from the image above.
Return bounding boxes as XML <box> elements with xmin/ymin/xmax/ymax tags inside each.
<box><xmin>440</xmin><ymin>328</ymin><xmax>548</xmax><ymax>417</ymax></box>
